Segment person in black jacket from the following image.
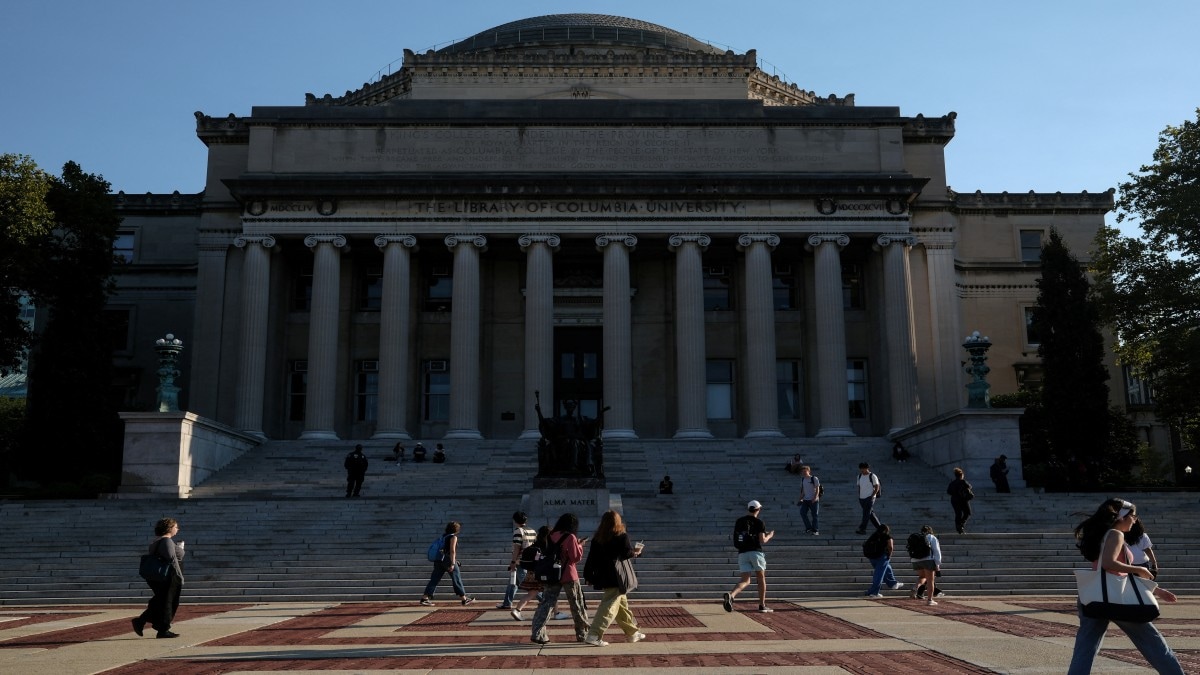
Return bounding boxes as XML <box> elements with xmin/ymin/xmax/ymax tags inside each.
<box><xmin>582</xmin><ymin>510</ymin><xmax>645</xmax><ymax>646</ymax></box>
<box><xmin>132</xmin><ymin>517</ymin><xmax>185</xmax><ymax>639</ymax></box>
<box><xmin>344</xmin><ymin>445</ymin><xmax>368</xmax><ymax>497</ymax></box>
<box><xmin>947</xmin><ymin>467</ymin><xmax>974</xmax><ymax>534</ymax></box>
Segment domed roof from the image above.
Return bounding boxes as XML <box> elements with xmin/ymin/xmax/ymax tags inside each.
<box><xmin>437</xmin><ymin>14</ymin><xmax>724</xmax><ymax>55</ymax></box>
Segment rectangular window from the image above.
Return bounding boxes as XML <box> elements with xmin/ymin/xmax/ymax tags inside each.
<box><xmin>113</xmin><ymin>231</ymin><xmax>135</xmax><ymax>263</ymax></box>
<box><xmin>842</xmin><ymin>263</ymin><xmax>864</xmax><ymax>310</ymax></box>
<box><xmin>703</xmin><ymin>266</ymin><xmax>732</xmax><ymax>311</ymax></box>
<box><xmin>776</xmin><ymin>360</ymin><xmax>803</xmax><ymax>419</ymax></box>
<box><xmin>424</xmin><ymin>361</ymin><xmax>450</xmax><ymax>421</ymax></box>
<box><xmin>1124</xmin><ymin>366</ymin><xmax>1154</xmax><ymax>407</ymax></box>
<box><xmin>1024</xmin><ymin>307</ymin><xmax>1041</xmax><ymax>346</ymax></box>
<box><xmin>288</xmin><ymin>361</ymin><xmax>307</xmax><ymax>421</ymax></box>
<box><xmin>772</xmin><ymin>264</ymin><xmax>797</xmax><ymax>310</ymax></box>
<box><xmin>1020</xmin><ymin>230</ymin><xmax>1043</xmax><ymax>262</ymax></box>
<box><xmin>355</xmin><ymin>361</ymin><xmax>379</xmax><ymax>422</ymax></box>
<box><xmin>847</xmin><ymin>359</ymin><xmax>868</xmax><ymax>419</ymax></box>
<box><xmin>706</xmin><ymin>359</ymin><xmax>734</xmax><ymax>419</ymax></box>
<box><xmin>425</xmin><ymin>265</ymin><xmax>452</xmax><ymax>312</ymax></box>
<box><xmin>359</xmin><ymin>267</ymin><xmax>383</xmax><ymax>311</ymax></box>
<box><xmin>292</xmin><ymin>272</ymin><xmax>313</xmax><ymax>311</ymax></box>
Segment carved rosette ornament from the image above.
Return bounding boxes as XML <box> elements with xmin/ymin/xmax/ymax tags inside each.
<box><xmin>518</xmin><ymin>233</ymin><xmax>561</xmax><ymax>251</ymax></box>
<box><xmin>737</xmin><ymin>233</ymin><xmax>780</xmax><ymax>251</ymax></box>
<box><xmin>668</xmin><ymin>233</ymin><xmax>711</xmax><ymax>251</ymax></box>
<box><xmin>445</xmin><ymin>233</ymin><xmax>488</xmax><ymax>251</ymax></box>
<box><xmin>374</xmin><ymin>234</ymin><xmax>418</xmax><ymax>250</ymax></box>
<box><xmin>595</xmin><ymin>233</ymin><xmax>638</xmax><ymax>251</ymax></box>
<box><xmin>806</xmin><ymin>233</ymin><xmax>850</xmax><ymax>249</ymax></box>
<box><xmin>233</xmin><ymin>235</ymin><xmax>277</xmax><ymax>249</ymax></box>
<box><xmin>303</xmin><ymin>234</ymin><xmax>347</xmax><ymax>250</ymax></box>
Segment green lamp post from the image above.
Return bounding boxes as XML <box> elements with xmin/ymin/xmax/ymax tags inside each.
<box><xmin>154</xmin><ymin>333</ymin><xmax>184</xmax><ymax>413</ymax></box>
<box><xmin>962</xmin><ymin>330</ymin><xmax>992</xmax><ymax>409</ymax></box>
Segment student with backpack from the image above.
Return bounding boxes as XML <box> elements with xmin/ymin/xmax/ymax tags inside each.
<box><xmin>510</xmin><ymin>526</ymin><xmax>551</xmax><ymax>620</ymax></box>
<box><xmin>796</xmin><ymin>465</ymin><xmax>822</xmax><ymax>536</ymax></box>
<box><xmin>722</xmin><ymin>500</ymin><xmax>776</xmax><ymax>613</ymax></box>
<box><xmin>419</xmin><ymin>521</ymin><xmax>475</xmax><ymax>607</ymax></box>
<box><xmin>862</xmin><ymin>524</ymin><xmax>904</xmax><ymax>598</ymax></box>
<box><xmin>855</xmin><ymin>462</ymin><xmax>882</xmax><ymax>535</ymax></box>
<box><xmin>907</xmin><ymin>524</ymin><xmax>942</xmax><ymax>606</ymax></box>
<box><xmin>529</xmin><ymin>513</ymin><xmax>589</xmax><ymax>645</ymax></box>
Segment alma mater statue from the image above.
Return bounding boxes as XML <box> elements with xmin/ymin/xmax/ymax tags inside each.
<box><xmin>534</xmin><ymin>390</ymin><xmax>610</xmax><ymax>487</ymax></box>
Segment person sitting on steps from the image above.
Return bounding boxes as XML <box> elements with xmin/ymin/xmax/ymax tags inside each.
<box><xmin>413</xmin><ymin>443</ymin><xmax>427</xmax><ymax>462</ymax></box>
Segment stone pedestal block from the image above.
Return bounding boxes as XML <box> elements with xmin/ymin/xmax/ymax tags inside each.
<box><xmin>117</xmin><ymin>412</ymin><xmax>261</xmax><ymax>498</ymax></box>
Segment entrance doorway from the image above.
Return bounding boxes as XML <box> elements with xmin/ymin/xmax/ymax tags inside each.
<box><xmin>554</xmin><ymin>327</ymin><xmax>603</xmax><ymax>419</ymax></box>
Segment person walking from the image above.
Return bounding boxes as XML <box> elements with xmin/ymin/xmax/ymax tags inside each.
<box><xmin>1125</xmin><ymin>518</ymin><xmax>1159</xmax><ymax>579</ymax></box>
<box><xmin>1067</xmin><ymin>498</ymin><xmax>1182</xmax><ymax>674</ymax></box>
<box><xmin>947</xmin><ymin>467</ymin><xmax>974</xmax><ymax>534</ymax></box>
<box><xmin>582</xmin><ymin>510</ymin><xmax>646</xmax><ymax>646</ymax></box>
<box><xmin>499</xmin><ymin>511</ymin><xmax>537</xmax><ymax>609</ymax></box>
<box><xmin>990</xmin><ymin>455</ymin><xmax>1011</xmax><ymax>493</ymax></box>
<box><xmin>132</xmin><ymin>517</ymin><xmax>185</xmax><ymax>639</ymax></box>
<box><xmin>855</xmin><ymin>463</ymin><xmax>882</xmax><ymax>535</ymax></box>
<box><xmin>510</xmin><ymin>526</ymin><xmax>550</xmax><ymax>621</ymax></box>
<box><xmin>907</xmin><ymin>525</ymin><xmax>942</xmax><ymax>606</ymax></box>
<box><xmin>862</xmin><ymin>524</ymin><xmax>903</xmax><ymax>598</ymax></box>
<box><xmin>530</xmin><ymin>513</ymin><xmax>590</xmax><ymax>645</ymax></box>
<box><xmin>419</xmin><ymin>521</ymin><xmax>475</xmax><ymax>606</ymax></box>
<box><xmin>722</xmin><ymin>500</ymin><xmax>776</xmax><ymax>613</ymax></box>
<box><xmin>344</xmin><ymin>444</ymin><xmax>368</xmax><ymax>497</ymax></box>
<box><xmin>797</xmin><ymin>465</ymin><xmax>821</xmax><ymax>535</ymax></box>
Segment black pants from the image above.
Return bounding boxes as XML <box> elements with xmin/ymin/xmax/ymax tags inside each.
<box><xmin>139</xmin><ymin>574</ymin><xmax>182</xmax><ymax>632</ymax></box>
<box><xmin>346</xmin><ymin>474</ymin><xmax>364</xmax><ymax>496</ymax></box>
<box><xmin>951</xmin><ymin>497</ymin><xmax>971</xmax><ymax>533</ymax></box>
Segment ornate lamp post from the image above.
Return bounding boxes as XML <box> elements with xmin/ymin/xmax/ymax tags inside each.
<box><xmin>962</xmin><ymin>330</ymin><xmax>992</xmax><ymax>409</ymax></box>
<box><xmin>154</xmin><ymin>333</ymin><xmax>184</xmax><ymax>413</ymax></box>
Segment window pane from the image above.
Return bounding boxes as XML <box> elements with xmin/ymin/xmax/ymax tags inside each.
<box><xmin>706</xmin><ymin>360</ymin><xmax>732</xmax><ymax>381</ymax></box>
<box><xmin>113</xmin><ymin>232</ymin><xmax>135</xmax><ymax>263</ymax></box>
<box><xmin>561</xmin><ymin>354</ymin><xmax>576</xmax><ymax>379</ymax></box>
<box><xmin>355</xmin><ymin>369</ymin><xmax>378</xmax><ymax>422</ymax></box>
<box><xmin>1024</xmin><ymin>307</ymin><xmax>1040</xmax><ymax>345</ymax></box>
<box><xmin>360</xmin><ymin>271</ymin><xmax>383</xmax><ymax>310</ymax></box>
<box><xmin>842</xmin><ymin>264</ymin><xmax>863</xmax><ymax>309</ymax></box>
<box><xmin>581</xmin><ymin>353</ymin><xmax>598</xmax><ymax>379</ymax></box>
<box><xmin>288</xmin><ymin>366</ymin><xmax>307</xmax><ymax>421</ymax></box>
<box><xmin>847</xmin><ymin>359</ymin><xmax>867</xmax><ymax>419</ymax></box>
<box><xmin>1020</xmin><ymin>230</ymin><xmax>1043</xmax><ymax>262</ymax></box>
<box><xmin>425</xmin><ymin>370</ymin><xmax>449</xmax><ymax>421</ymax></box>
<box><xmin>704</xmin><ymin>275</ymin><xmax>731</xmax><ymax>310</ymax></box>
<box><xmin>776</xmin><ymin>360</ymin><xmax>801</xmax><ymax>419</ymax></box>
<box><xmin>706</xmin><ymin>384</ymin><xmax>732</xmax><ymax>419</ymax></box>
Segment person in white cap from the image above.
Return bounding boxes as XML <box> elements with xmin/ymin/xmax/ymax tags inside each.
<box><xmin>722</xmin><ymin>500</ymin><xmax>776</xmax><ymax>613</ymax></box>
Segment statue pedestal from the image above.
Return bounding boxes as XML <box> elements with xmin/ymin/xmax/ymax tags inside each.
<box><xmin>523</xmin><ymin>486</ymin><xmax>618</xmax><ymax>530</ymax></box>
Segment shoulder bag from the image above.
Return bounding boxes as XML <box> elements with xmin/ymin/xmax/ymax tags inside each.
<box><xmin>615</xmin><ymin>556</ymin><xmax>638</xmax><ymax>594</ymax></box>
<box><xmin>1075</xmin><ymin>563</ymin><xmax>1160</xmax><ymax>623</ymax></box>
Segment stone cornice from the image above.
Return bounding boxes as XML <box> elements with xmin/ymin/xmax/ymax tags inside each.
<box><xmin>953</xmin><ymin>188</ymin><xmax>1115</xmax><ymax>214</ymax></box>
<box><xmin>194</xmin><ymin>112</ymin><xmax>250</xmax><ymax>146</ymax></box>
<box><xmin>113</xmin><ymin>191</ymin><xmax>204</xmax><ymax>213</ymax></box>
<box><xmin>901</xmin><ymin>113</ymin><xmax>956</xmax><ymax>145</ymax></box>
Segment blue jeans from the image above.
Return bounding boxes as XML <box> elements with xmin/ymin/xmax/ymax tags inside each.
<box><xmin>1067</xmin><ymin>607</ymin><xmax>1183</xmax><ymax>674</ymax></box>
<box><xmin>422</xmin><ymin>563</ymin><xmax>466</xmax><ymax>599</ymax></box>
<box><xmin>800</xmin><ymin>500</ymin><xmax>820</xmax><ymax>532</ymax></box>
<box><xmin>858</xmin><ymin>496</ymin><xmax>881</xmax><ymax>531</ymax></box>
<box><xmin>502</xmin><ymin>568</ymin><xmax>527</xmax><ymax>606</ymax></box>
<box><xmin>866</xmin><ymin>556</ymin><xmax>897</xmax><ymax>595</ymax></box>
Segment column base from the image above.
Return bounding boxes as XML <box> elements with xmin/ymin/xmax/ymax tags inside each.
<box><xmin>815</xmin><ymin>427</ymin><xmax>856</xmax><ymax>438</ymax></box>
<box><xmin>744</xmin><ymin>428</ymin><xmax>785</xmax><ymax>439</ymax></box>
<box><xmin>371</xmin><ymin>430</ymin><xmax>413</xmax><ymax>441</ymax></box>
<box><xmin>602</xmin><ymin>428</ymin><xmax>638</xmax><ymax>440</ymax></box>
<box><xmin>518</xmin><ymin>429</ymin><xmax>542</xmax><ymax>440</ymax></box>
<box><xmin>443</xmin><ymin>429</ymin><xmax>484</xmax><ymax>440</ymax></box>
<box><xmin>299</xmin><ymin>430</ymin><xmax>340</xmax><ymax>441</ymax></box>
<box><xmin>673</xmin><ymin>428</ymin><xmax>714</xmax><ymax>440</ymax></box>
<box><xmin>240</xmin><ymin>429</ymin><xmax>269</xmax><ymax>442</ymax></box>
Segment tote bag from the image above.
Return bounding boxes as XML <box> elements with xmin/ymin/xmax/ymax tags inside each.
<box><xmin>615</xmin><ymin>557</ymin><xmax>638</xmax><ymax>594</ymax></box>
<box><xmin>1074</xmin><ymin>567</ymin><xmax>1160</xmax><ymax>623</ymax></box>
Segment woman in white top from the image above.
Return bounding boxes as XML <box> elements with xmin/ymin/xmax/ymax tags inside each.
<box><xmin>908</xmin><ymin>524</ymin><xmax>942</xmax><ymax>606</ymax></box>
<box><xmin>1124</xmin><ymin>518</ymin><xmax>1159</xmax><ymax>579</ymax></box>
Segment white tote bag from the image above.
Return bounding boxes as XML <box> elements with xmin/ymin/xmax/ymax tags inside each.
<box><xmin>1074</xmin><ymin>567</ymin><xmax>1160</xmax><ymax>623</ymax></box>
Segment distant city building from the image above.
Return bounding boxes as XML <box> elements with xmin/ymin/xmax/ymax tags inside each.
<box><xmin>110</xmin><ymin>14</ymin><xmax>1117</xmax><ymax>442</ymax></box>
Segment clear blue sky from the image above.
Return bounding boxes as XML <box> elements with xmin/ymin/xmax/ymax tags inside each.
<box><xmin>4</xmin><ymin>1</ymin><xmax>1198</xmax><ymax>238</ymax></box>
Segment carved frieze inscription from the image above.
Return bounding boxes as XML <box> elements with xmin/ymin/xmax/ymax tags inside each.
<box><xmin>281</xmin><ymin>126</ymin><xmax>881</xmax><ymax>173</ymax></box>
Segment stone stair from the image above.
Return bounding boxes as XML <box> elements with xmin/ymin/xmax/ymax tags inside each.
<box><xmin>1</xmin><ymin>437</ymin><xmax>1196</xmax><ymax>605</ymax></box>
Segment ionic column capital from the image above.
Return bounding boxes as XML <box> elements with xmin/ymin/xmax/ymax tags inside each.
<box><xmin>596</xmin><ymin>233</ymin><xmax>638</xmax><ymax>251</ymax></box>
<box><xmin>445</xmin><ymin>233</ymin><xmax>488</xmax><ymax>252</ymax></box>
<box><xmin>668</xmin><ymin>233</ymin><xmax>710</xmax><ymax>251</ymax></box>
<box><xmin>303</xmin><ymin>234</ymin><xmax>348</xmax><ymax>250</ymax></box>
<box><xmin>737</xmin><ymin>233</ymin><xmax>780</xmax><ymax>251</ymax></box>
<box><xmin>806</xmin><ymin>233</ymin><xmax>849</xmax><ymax>250</ymax></box>
<box><xmin>234</xmin><ymin>235</ymin><xmax>277</xmax><ymax>249</ymax></box>
<box><xmin>875</xmin><ymin>233</ymin><xmax>918</xmax><ymax>249</ymax></box>
<box><xmin>518</xmin><ymin>233</ymin><xmax>561</xmax><ymax>252</ymax></box>
<box><xmin>375</xmin><ymin>234</ymin><xmax>418</xmax><ymax>250</ymax></box>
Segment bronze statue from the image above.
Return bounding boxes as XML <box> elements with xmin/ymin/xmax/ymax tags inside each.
<box><xmin>533</xmin><ymin>390</ymin><xmax>610</xmax><ymax>484</ymax></box>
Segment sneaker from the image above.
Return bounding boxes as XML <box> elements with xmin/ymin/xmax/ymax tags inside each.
<box><xmin>584</xmin><ymin>635</ymin><xmax>609</xmax><ymax>647</ymax></box>
<box><xmin>630</xmin><ymin>631</ymin><xmax>647</xmax><ymax>643</ymax></box>
<box><xmin>888</xmin><ymin>582</ymin><xmax>904</xmax><ymax>591</ymax></box>
<box><xmin>531</xmin><ymin>636</ymin><xmax>551</xmax><ymax>645</ymax></box>
<box><xmin>155</xmin><ymin>631</ymin><xmax>179</xmax><ymax>639</ymax></box>
<box><xmin>419</xmin><ymin>598</ymin><xmax>434</xmax><ymax>606</ymax></box>
<box><xmin>510</xmin><ymin>609</ymin><xmax>523</xmax><ymax>621</ymax></box>
<box><xmin>461</xmin><ymin>596</ymin><xmax>476</xmax><ymax>606</ymax></box>
<box><xmin>495</xmin><ymin>603</ymin><xmax>512</xmax><ymax>609</ymax></box>
<box><xmin>722</xmin><ymin>592</ymin><xmax>733</xmax><ymax>612</ymax></box>
<box><xmin>759</xmin><ymin>606</ymin><xmax>774</xmax><ymax>613</ymax></box>
<box><xmin>926</xmin><ymin>600</ymin><xmax>938</xmax><ymax>606</ymax></box>
<box><xmin>554</xmin><ymin>611</ymin><xmax>570</xmax><ymax>620</ymax></box>
<box><xmin>866</xmin><ymin>593</ymin><xmax>884</xmax><ymax>599</ymax></box>
<box><xmin>811</xmin><ymin>530</ymin><xmax>819</xmax><ymax>536</ymax></box>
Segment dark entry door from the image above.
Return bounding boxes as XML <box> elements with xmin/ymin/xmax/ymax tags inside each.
<box><xmin>554</xmin><ymin>327</ymin><xmax>603</xmax><ymax>419</ymax></box>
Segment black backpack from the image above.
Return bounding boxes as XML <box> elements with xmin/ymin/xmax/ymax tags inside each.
<box><xmin>534</xmin><ymin>536</ymin><xmax>563</xmax><ymax>583</ymax></box>
<box><xmin>518</xmin><ymin>542</ymin><xmax>541</xmax><ymax>572</ymax></box>
<box><xmin>733</xmin><ymin>518</ymin><xmax>759</xmax><ymax>552</ymax></box>
<box><xmin>862</xmin><ymin>535</ymin><xmax>886</xmax><ymax>559</ymax></box>
<box><xmin>906</xmin><ymin>533</ymin><xmax>932</xmax><ymax>558</ymax></box>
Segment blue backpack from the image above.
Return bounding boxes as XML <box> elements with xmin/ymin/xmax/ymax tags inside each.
<box><xmin>426</xmin><ymin>534</ymin><xmax>447</xmax><ymax>562</ymax></box>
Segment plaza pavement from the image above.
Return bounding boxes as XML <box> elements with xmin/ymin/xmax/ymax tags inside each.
<box><xmin>1</xmin><ymin>596</ymin><xmax>1197</xmax><ymax>674</ymax></box>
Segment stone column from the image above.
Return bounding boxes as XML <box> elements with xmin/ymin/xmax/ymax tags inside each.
<box><xmin>923</xmin><ymin>236</ymin><xmax>963</xmax><ymax>414</ymax></box>
<box><xmin>444</xmin><ymin>234</ymin><xmax>487</xmax><ymax>440</ymax></box>
<box><xmin>596</xmin><ymin>234</ymin><xmax>638</xmax><ymax>439</ymax></box>
<box><xmin>301</xmin><ymin>235</ymin><xmax>346</xmax><ymax>440</ymax></box>
<box><xmin>188</xmin><ymin>235</ymin><xmax>230</xmax><ymax>419</ymax></box>
<box><xmin>877</xmin><ymin>234</ymin><xmax>920</xmax><ymax>434</ymax></box>
<box><xmin>232</xmin><ymin>235</ymin><xmax>276</xmax><ymax>440</ymax></box>
<box><xmin>373</xmin><ymin>235</ymin><xmax>417</xmax><ymax>440</ymax></box>
<box><xmin>519</xmin><ymin>234</ymin><xmax>560</xmax><ymax>440</ymax></box>
<box><xmin>669</xmin><ymin>234</ymin><xmax>713</xmax><ymax>439</ymax></box>
<box><xmin>808</xmin><ymin>233</ymin><xmax>854</xmax><ymax>437</ymax></box>
<box><xmin>738</xmin><ymin>234</ymin><xmax>784</xmax><ymax>438</ymax></box>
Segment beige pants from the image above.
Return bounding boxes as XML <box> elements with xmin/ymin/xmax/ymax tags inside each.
<box><xmin>587</xmin><ymin>586</ymin><xmax>639</xmax><ymax>638</ymax></box>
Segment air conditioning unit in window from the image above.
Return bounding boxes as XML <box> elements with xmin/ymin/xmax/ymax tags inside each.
<box><xmin>431</xmin><ymin>265</ymin><xmax>450</xmax><ymax>277</ymax></box>
<box><xmin>360</xmin><ymin>361</ymin><xmax>379</xmax><ymax>372</ymax></box>
<box><xmin>773</xmin><ymin>264</ymin><xmax>793</xmax><ymax>276</ymax></box>
<box><xmin>427</xmin><ymin>360</ymin><xmax>448</xmax><ymax>372</ymax></box>
<box><xmin>292</xmin><ymin>361</ymin><xmax>308</xmax><ymax>372</ymax></box>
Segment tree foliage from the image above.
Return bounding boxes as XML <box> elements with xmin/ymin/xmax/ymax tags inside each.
<box><xmin>1031</xmin><ymin>228</ymin><xmax>1116</xmax><ymax>486</ymax></box>
<box><xmin>1094</xmin><ymin>108</ymin><xmax>1200</xmax><ymax>450</ymax></box>
<box><xmin>0</xmin><ymin>154</ymin><xmax>55</xmax><ymax>376</ymax></box>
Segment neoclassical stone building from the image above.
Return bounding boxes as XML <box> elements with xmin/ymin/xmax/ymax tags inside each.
<box><xmin>110</xmin><ymin>14</ymin><xmax>1114</xmax><ymax>443</ymax></box>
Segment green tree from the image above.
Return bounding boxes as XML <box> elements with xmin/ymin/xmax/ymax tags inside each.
<box><xmin>1032</xmin><ymin>228</ymin><xmax>1115</xmax><ymax>487</ymax></box>
<box><xmin>0</xmin><ymin>154</ymin><xmax>55</xmax><ymax>376</ymax></box>
<box><xmin>20</xmin><ymin>162</ymin><xmax>123</xmax><ymax>482</ymax></box>
<box><xmin>1093</xmin><ymin>108</ymin><xmax>1200</xmax><ymax>451</ymax></box>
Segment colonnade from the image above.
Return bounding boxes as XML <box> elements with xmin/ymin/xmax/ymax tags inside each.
<box><xmin>229</xmin><ymin>230</ymin><xmax>926</xmax><ymax>441</ymax></box>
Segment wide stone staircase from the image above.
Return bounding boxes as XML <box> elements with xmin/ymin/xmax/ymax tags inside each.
<box><xmin>1</xmin><ymin>437</ymin><xmax>1197</xmax><ymax>605</ymax></box>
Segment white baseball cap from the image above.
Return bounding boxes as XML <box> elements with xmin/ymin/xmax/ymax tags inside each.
<box><xmin>747</xmin><ymin>500</ymin><xmax>762</xmax><ymax>511</ymax></box>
